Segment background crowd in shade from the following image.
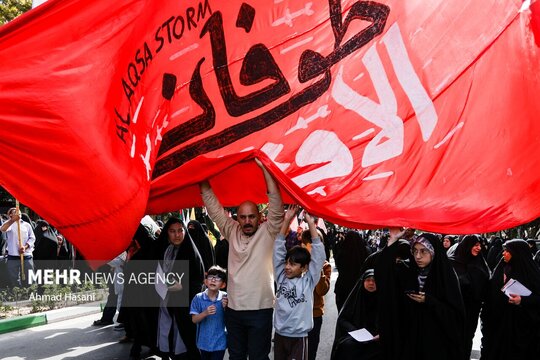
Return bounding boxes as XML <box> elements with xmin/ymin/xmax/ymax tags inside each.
<box><xmin>2</xmin><ymin>185</ymin><xmax>540</xmax><ymax>278</ymax></box>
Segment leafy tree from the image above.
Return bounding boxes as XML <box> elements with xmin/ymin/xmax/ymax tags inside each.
<box><xmin>0</xmin><ymin>0</ymin><xmax>32</xmax><ymax>26</ymax></box>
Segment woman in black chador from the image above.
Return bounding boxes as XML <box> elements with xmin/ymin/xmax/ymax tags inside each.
<box><xmin>187</xmin><ymin>220</ymin><xmax>215</xmax><ymax>272</ymax></box>
<box><xmin>331</xmin><ymin>268</ymin><xmax>380</xmax><ymax>360</ymax></box>
<box><xmin>481</xmin><ymin>239</ymin><xmax>540</xmax><ymax>359</ymax></box>
<box><xmin>122</xmin><ymin>224</ymin><xmax>159</xmax><ymax>360</ymax></box>
<box><xmin>375</xmin><ymin>230</ymin><xmax>467</xmax><ymax>360</ymax></box>
<box><xmin>334</xmin><ymin>230</ymin><xmax>370</xmax><ymax>312</ymax></box>
<box><xmin>156</xmin><ymin>218</ymin><xmax>204</xmax><ymax>360</ymax></box>
<box><xmin>448</xmin><ymin>234</ymin><xmax>490</xmax><ymax>358</ymax></box>
<box><xmin>486</xmin><ymin>236</ymin><xmax>503</xmax><ymax>270</ymax></box>
<box><xmin>33</xmin><ymin>219</ymin><xmax>58</xmax><ymax>262</ymax></box>
<box><xmin>331</xmin><ymin>238</ymin><xmax>412</xmax><ymax>360</ymax></box>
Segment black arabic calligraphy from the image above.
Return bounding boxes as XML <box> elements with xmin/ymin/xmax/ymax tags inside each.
<box><xmin>152</xmin><ymin>0</ymin><xmax>390</xmax><ymax>179</ymax></box>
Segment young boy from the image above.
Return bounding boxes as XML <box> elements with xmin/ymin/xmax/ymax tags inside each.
<box><xmin>190</xmin><ymin>266</ymin><xmax>228</xmax><ymax>360</ymax></box>
<box><xmin>273</xmin><ymin>205</ymin><xmax>326</xmax><ymax>360</ymax></box>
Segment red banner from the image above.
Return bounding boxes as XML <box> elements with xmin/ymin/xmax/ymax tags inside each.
<box><xmin>1</xmin><ymin>0</ymin><xmax>540</xmax><ymax>260</ymax></box>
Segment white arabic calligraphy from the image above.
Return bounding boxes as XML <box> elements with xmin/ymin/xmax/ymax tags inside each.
<box><xmin>292</xmin><ymin>130</ymin><xmax>353</xmax><ymax>188</ymax></box>
<box><xmin>285</xmin><ymin>105</ymin><xmax>331</xmax><ymax>135</ymax></box>
<box><xmin>332</xmin><ymin>22</ymin><xmax>438</xmax><ymax>168</ymax></box>
<box><xmin>272</xmin><ymin>3</ymin><xmax>315</xmax><ymax>28</ymax></box>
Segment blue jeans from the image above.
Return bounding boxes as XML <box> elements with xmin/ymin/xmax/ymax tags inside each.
<box><xmin>225</xmin><ymin>308</ymin><xmax>273</xmax><ymax>360</ymax></box>
<box><xmin>7</xmin><ymin>256</ymin><xmax>34</xmax><ymax>287</ymax></box>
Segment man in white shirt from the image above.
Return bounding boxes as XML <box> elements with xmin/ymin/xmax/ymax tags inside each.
<box><xmin>200</xmin><ymin>160</ymin><xmax>284</xmax><ymax>360</ymax></box>
<box><xmin>0</xmin><ymin>207</ymin><xmax>35</xmax><ymax>287</ymax></box>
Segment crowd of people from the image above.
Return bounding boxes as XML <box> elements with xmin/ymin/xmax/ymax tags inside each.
<box><xmin>2</xmin><ymin>161</ymin><xmax>540</xmax><ymax>359</ymax></box>
<box><xmin>332</xmin><ymin>230</ymin><xmax>540</xmax><ymax>360</ymax></box>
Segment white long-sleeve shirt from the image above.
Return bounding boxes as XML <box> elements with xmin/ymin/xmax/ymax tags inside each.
<box><xmin>202</xmin><ymin>187</ymin><xmax>283</xmax><ymax>310</ymax></box>
<box><xmin>2</xmin><ymin>220</ymin><xmax>35</xmax><ymax>256</ymax></box>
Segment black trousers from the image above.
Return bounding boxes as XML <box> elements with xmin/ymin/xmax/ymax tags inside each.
<box><xmin>225</xmin><ymin>308</ymin><xmax>273</xmax><ymax>360</ymax></box>
<box><xmin>307</xmin><ymin>316</ymin><xmax>323</xmax><ymax>360</ymax></box>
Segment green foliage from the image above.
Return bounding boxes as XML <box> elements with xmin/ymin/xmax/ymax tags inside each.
<box><xmin>0</xmin><ymin>303</ymin><xmax>14</xmax><ymax>318</ymax></box>
<box><xmin>0</xmin><ymin>0</ymin><xmax>32</xmax><ymax>26</ymax></box>
<box><xmin>0</xmin><ymin>289</ymin><xmax>15</xmax><ymax>318</ymax></box>
<box><xmin>0</xmin><ymin>285</ymin><xmax>36</xmax><ymax>316</ymax></box>
<box><xmin>30</xmin><ymin>284</ymin><xmax>71</xmax><ymax>312</ymax></box>
<box><xmin>1</xmin><ymin>282</ymin><xmax>106</xmax><ymax>318</ymax></box>
<box><xmin>79</xmin><ymin>279</ymin><xmax>97</xmax><ymax>291</ymax></box>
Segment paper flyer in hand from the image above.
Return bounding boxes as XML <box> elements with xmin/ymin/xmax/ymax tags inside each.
<box><xmin>349</xmin><ymin>328</ymin><xmax>374</xmax><ymax>342</ymax></box>
<box><xmin>501</xmin><ymin>278</ymin><xmax>531</xmax><ymax>297</ymax></box>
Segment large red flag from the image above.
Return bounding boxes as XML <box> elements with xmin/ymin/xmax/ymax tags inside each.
<box><xmin>1</xmin><ymin>0</ymin><xmax>540</xmax><ymax>261</ymax></box>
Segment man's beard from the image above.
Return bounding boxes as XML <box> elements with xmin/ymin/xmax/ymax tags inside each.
<box><xmin>242</xmin><ymin>225</ymin><xmax>254</xmax><ymax>235</ymax></box>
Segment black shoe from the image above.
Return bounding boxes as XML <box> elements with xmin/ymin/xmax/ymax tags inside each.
<box><xmin>92</xmin><ymin>319</ymin><xmax>113</xmax><ymax>326</ymax></box>
<box><xmin>156</xmin><ymin>351</ymin><xmax>170</xmax><ymax>360</ymax></box>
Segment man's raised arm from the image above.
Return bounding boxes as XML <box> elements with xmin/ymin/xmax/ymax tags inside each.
<box><xmin>200</xmin><ymin>180</ymin><xmax>235</xmax><ymax>239</ymax></box>
<box><xmin>255</xmin><ymin>159</ymin><xmax>284</xmax><ymax>234</ymax></box>
<box><xmin>255</xmin><ymin>159</ymin><xmax>279</xmax><ymax>195</ymax></box>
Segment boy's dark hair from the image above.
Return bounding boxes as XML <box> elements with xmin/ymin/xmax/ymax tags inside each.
<box><xmin>301</xmin><ymin>230</ymin><xmax>312</xmax><ymax>246</ymax></box>
<box><xmin>285</xmin><ymin>246</ymin><xmax>311</xmax><ymax>266</ymax></box>
<box><xmin>207</xmin><ymin>265</ymin><xmax>227</xmax><ymax>282</ymax></box>
<box><xmin>301</xmin><ymin>229</ymin><xmax>324</xmax><ymax>245</ymax></box>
